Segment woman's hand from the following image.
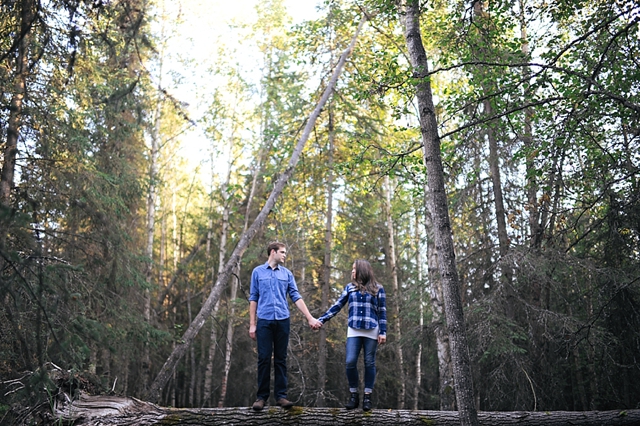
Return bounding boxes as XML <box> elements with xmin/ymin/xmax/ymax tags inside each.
<box><xmin>378</xmin><ymin>334</ymin><xmax>386</xmax><ymax>344</ymax></box>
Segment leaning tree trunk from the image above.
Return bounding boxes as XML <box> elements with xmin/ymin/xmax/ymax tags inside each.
<box><xmin>201</xmin><ymin>296</ymin><xmax>221</xmax><ymax>406</ymax></box>
<box><xmin>52</xmin><ymin>393</ymin><xmax>640</xmax><ymax>426</ymax></box>
<box><xmin>399</xmin><ymin>1</ymin><xmax>478</xmax><ymax>425</ymax></box>
<box><xmin>145</xmin><ymin>18</ymin><xmax>366</xmax><ymax>402</ymax></box>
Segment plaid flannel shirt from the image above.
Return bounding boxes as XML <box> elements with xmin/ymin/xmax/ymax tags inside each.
<box><xmin>318</xmin><ymin>283</ymin><xmax>387</xmax><ymax>335</ymax></box>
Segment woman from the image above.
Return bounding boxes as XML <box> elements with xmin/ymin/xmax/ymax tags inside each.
<box><xmin>317</xmin><ymin>259</ymin><xmax>387</xmax><ymax>411</ymax></box>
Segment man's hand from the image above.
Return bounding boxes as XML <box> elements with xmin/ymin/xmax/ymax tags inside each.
<box><xmin>249</xmin><ymin>324</ymin><xmax>257</xmax><ymax>340</ymax></box>
<box><xmin>378</xmin><ymin>334</ymin><xmax>386</xmax><ymax>344</ymax></box>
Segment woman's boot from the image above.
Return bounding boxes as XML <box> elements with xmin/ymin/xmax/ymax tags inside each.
<box><xmin>362</xmin><ymin>393</ymin><xmax>373</xmax><ymax>411</ymax></box>
<box><xmin>345</xmin><ymin>392</ymin><xmax>359</xmax><ymax>410</ymax></box>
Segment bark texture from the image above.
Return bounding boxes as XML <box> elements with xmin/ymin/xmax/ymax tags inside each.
<box><xmin>424</xmin><ymin>198</ymin><xmax>455</xmax><ymax>411</ymax></box>
<box><xmin>399</xmin><ymin>1</ymin><xmax>478</xmax><ymax>424</ymax></box>
<box><xmin>51</xmin><ymin>393</ymin><xmax>640</xmax><ymax>426</ymax></box>
<box><xmin>383</xmin><ymin>175</ymin><xmax>406</xmax><ymax>408</ymax></box>
<box><xmin>316</xmin><ymin>106</ymin><xmax>335</xmax><ymax>407</ymax></box>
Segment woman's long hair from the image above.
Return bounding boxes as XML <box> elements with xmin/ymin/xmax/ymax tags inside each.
<box><xmin>353</xmin><ymin>259</ymin><xmax>380</xmax><ymax>296</ymax></box>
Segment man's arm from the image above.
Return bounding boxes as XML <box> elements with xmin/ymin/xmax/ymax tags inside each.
<box><xmin>249</xmin><ymin>301</ymin><xmax>258</xmax><ymax>340</ymax></box>
<box><xmin>294</xmin><ymin>298</ymin><xmax>321</xmax><ymax>329</ymax></box>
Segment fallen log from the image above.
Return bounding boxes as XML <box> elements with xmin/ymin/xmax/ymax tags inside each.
<box><xmin>50</xmin><ymin>392</ymin><xmax>640</xmax><ymax>426</ymax></box>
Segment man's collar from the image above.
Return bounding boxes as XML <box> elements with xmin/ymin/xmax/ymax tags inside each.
<box><xmin>266</xmin><ymin>261</ymin><xmax>280</xmax><ymax>270</ymax></box>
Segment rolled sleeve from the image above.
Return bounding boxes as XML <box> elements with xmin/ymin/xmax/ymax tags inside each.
<box><xmin>287</xmin><ymin>275</ymin><xmax>302</xmax><ymax>303</ymax></box>
<box><xmin>249</xmin><ymin>269</ymin><xmax>260</xmax><ymax>302</ymax></box>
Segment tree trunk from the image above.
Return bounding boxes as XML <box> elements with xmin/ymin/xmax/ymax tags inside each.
<box><xmin>142</xmin><ymin>67</ymin><xmax>163</xmax><ymax>395</ymax></box>
<box><xmin>172</xmin><ymin>191</ymin><xmax>178</xmax><ymax>271</ymax></box>
<box><xmin>382</xmin><ymin>175</ymin><xmax>406</xmax><ymax>408</ymax></box>
<box><xmin>187</xmin><ymin>281</ymin><xmax>196</xmax><ymax>407</ymax></box>
<box><xmin>145</xmin><ymin>19</ymin><xmax>366</xmax><ymax>402</ymax></box>
<box><xmin>52</xmin><ymin>393</ymin><xmax>640</xmax><ymax>426</ymax></box>
<box><xmin>424</xmin><ymin>196</ymin><xmax>455</xmax><ymax>411</ymax></box>
<box><xmin>0</xmin><ymin>0</ymin><xmax>34</xmax><ymax>205</ymax></box>
<box><xmin>203</xmin><ymin>151</ymin><xmax>233</xmax><ymax>406</ymax></box>
<box><xmin>412</xmin><ymin>210</ymin><xmax>423</xmax><ymax>411</ymax></box>
<box><xmin>517</xmin><ymin>0</ymin><xmax>542</xmax><ymax>249</ymax></box>
<box><xmin>159</xmin><ymin>203</ymin><xmax>167</xmax><ymax>301</ymax></box>
<box><xmin>202</xmin><ymin>298</ymin><xmax>221</xmax><ymax>406</ymax></box>
<box><xmin>201</xmin><ymin>206</ymin><xmax>220</xmax><ymax>406</ymax></box>
<box><xmin>216</xmin><ymin>126</ymin><xmax>243</xmax><ymax>408</ymax></box>
<box><xmin>317</xmin><ymin>105</ymin><xmax>335</xmax><ymax>407</ymax></box>
<box><xmin>470</xmin><ymin>0</ymin><xmax>513</xmax><ymax>298</ymax></box>
<box><xmin>486</xmin><ymin>116</ymin><xmax>510</xmax><ymax>264</ymax></box>
<box><xmin>217</xmin><ymin>266</ymin><xmax>238</xmax><ymax>407</ymax></box>
<box><xmin>399</xmin><ymin>1</ymin><xmax>478</xmax><ymax>425</ymax></box>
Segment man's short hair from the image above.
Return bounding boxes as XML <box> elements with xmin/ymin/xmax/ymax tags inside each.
<box><xmin>267</xmin><ymin>242</ymin><xmax>286</xmax><ymax>257</ymax></box>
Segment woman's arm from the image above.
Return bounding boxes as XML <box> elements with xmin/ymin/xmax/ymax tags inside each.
<box><xmin>318</xmin><ymin>284</ymin><xmax>351</xmax><ymax>324</ymax></box>
<box><xmin>377</xmin><ymin>286</ymin><xmax>388</xmax><ymax>336</ymax></box>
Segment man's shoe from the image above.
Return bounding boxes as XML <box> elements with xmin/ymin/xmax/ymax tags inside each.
<box><xmin>276</xmin><ymin>398</ymin><xmax>294</xmax><ymax>409</ymax></box>
<box><xmin>344</xmin><ymin>392</ymin><xmax>359</xmax><ymax>410</ymax></box>
<box><xmin>252</xmin><ymin>399</ymin><xmax>266</xmax><ymax>411</ymax></box>
<box><xmin>362</xmin><ymin>393</ymin><xmax>373</xmax><ymax>411</ymax></box>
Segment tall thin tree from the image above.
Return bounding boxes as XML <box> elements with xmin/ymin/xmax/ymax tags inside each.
<box><xmin>0</xmin><ymin>0</ymin><xmax>35</xmax><ymax>206</ymax></box>
<box><xmin>382</xmin><ymin>174</ymin><xmax>406</xmax><ymax>408</ymax></box>
<box><xmin>316</xmin><ymin>104</ymin><xmax>335</xmax><ymax>407</ymax></box>
<box><xmin>398</xmin><ymin>1</ymin><xmax>478</xmax><ymax>424</ymax></box>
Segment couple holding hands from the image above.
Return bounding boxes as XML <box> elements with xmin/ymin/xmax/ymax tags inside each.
<box><xmin>248</xmin><ymin>242</ymin><xmax>387</xmax><ymax>412</ymax></box>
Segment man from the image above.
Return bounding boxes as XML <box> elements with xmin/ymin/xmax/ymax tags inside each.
<box><xmin>249</xmin><ymin>241</ymin><xmax>320</xmax><ymax>410</ymax></box>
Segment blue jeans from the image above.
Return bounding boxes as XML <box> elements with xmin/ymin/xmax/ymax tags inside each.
<box><xmin>345</xmin><ymin>336</ymin><xmax>378</xmax><ymax>392</ymax></box>
<box><xmin>256</xmin><ymin>318</ymin><xmax>290</xmax><ymax>401</ymax></box>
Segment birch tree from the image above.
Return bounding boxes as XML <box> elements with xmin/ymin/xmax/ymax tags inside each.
<box><xmin>382</xmin><ymin>175</ymin><xmax>406</xmax><ymax>408</ymax></box>
<box><xmin>315</xmin><ymin>104</ymin><xmax>335</xmax><ymax>407</ymax></box>
<box><xmin>398</xmin><ymin>1</ymin><xmax>478</xmax><ymax>424</ymax></box>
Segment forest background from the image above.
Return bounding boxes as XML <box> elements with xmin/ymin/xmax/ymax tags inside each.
<box><xmin>1</xmin><ymin>0</ymin><xmax>639</xmax><ymax>419</ymax></box>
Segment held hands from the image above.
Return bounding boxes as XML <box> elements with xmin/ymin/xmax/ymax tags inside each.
<box><xmin>308</xmin><ymin>317</ymin><xmax>323</xmax><ymax>330</ymax></box>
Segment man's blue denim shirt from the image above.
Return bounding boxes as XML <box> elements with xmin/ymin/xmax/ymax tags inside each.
<box><xmin>249</xmin><ymin>262</ymin><xmax>302</xmax><ymax>320</ymax></box>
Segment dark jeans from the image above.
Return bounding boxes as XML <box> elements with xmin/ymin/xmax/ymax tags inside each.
<box><xmin>256</xmin><ymin>318</ymin><xmax>290</xmax><ymax>401</ymax></box>
<box><xmin>345</xmin><ymin>336</ymin><xmax>378</xmax><ymax>392</ymax></box>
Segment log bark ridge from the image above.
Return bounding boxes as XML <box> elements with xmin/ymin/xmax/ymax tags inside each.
<box><xmin>51</xmin><ymin>393</ymin><xmax>640</xmax><ymax>426</ymax></box>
